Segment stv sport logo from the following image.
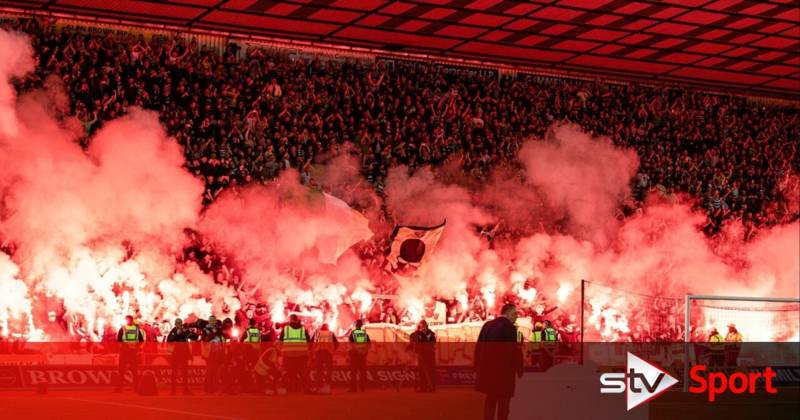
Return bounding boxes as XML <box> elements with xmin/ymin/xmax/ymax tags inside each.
<box><xmin>600</xmin><ymin>352</ymin><xmax>679</xmax><ymax>411</ymax></box>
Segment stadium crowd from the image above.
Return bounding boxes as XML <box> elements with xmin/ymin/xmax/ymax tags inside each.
<box><xmin>0</xmin><ymin>17</ymin><xmax>796</xmax><ymax>344</ymax></box>
<box><xmin>5</xmin><ymin>17</ymin><xmax>797</xmax><ymax>230</ymax></box>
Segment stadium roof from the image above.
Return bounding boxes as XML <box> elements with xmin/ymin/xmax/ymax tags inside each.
<box><xmin>4</xmin><ymin>0</ymin><xmax>799</xmax><ymax>99</ymax></box>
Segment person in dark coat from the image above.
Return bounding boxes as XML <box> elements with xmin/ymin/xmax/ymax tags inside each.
<box><xmin>475</xmin><ymin>304</ymin><xmax>523</xmax><ymax>420</ymax></box>
<box><xmin>409</xmin><ymin>319</ymin><xmax>437</xmax><ymax>392</ymax></box>
<box><xmin>203</xmin><ymin>317</ymin><xmax>225</xmax><ymax>394</ymax></box>
<box><xmin>166</xmin><ymin>318</ymin><xmax>198</xmax><ymax>395</ymax></box>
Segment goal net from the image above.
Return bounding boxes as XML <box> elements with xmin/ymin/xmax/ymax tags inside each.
<box><xmin>685</xmin><ymin>295</ymin><xmax>800</xmax><ymax>343</ymax></box>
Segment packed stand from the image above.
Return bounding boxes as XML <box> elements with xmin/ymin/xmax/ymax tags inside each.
<box><xmin>0</xmin><ymin>17</ymin><xmax>796</xmax><ymax>346</ymax></box>
<box><xmin>3</xmin><ymin>17</ymin><xmax>797</xmax><ymax>235</ymax></box>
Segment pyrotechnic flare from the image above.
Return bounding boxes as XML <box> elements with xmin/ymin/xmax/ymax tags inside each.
<box><xmin>0</xmin><ymin>29</ymin><xmax>796</xmax><ymax>343</ymax></box>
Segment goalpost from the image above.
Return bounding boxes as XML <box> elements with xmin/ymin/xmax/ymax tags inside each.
<box><xmin>683</xmin><ymin>294</ymin><xmax>800</xmax><ymax>391</ymax></box>
<box><xmin>684</xmin><ymin>294</ymin><xmax>800</xmax><ymax>343</ymax></box>
<box><xmin>577</xmin><ymin>284</ymin><xmax>799</xmax><ymax>390</ymax></box>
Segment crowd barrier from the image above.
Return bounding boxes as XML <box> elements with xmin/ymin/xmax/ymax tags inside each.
<box><xmin>0</xmin><ymin>342</ymin><xmax>795</xmax><ymax>391</ymax></box>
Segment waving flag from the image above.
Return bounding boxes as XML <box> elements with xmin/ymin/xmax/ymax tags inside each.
<box><xmin>386</xmin><ymin>220</ymin><xmax>446</xmax><ymax>274</ymax></box>
<box><xmin>317</xmin><ymin>192</ymin><xmax>373</xmax><ymax>264</ymax></box>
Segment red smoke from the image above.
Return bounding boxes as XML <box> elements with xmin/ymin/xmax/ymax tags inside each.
<box><xmin>0</xmin><ymin>29</ymin><xmax>796</xmax><ymax>342</ymax></box>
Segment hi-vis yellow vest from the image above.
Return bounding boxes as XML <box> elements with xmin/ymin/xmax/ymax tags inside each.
<box><xmin>543</xmin><ymin>327</ymin><xmax>557</xmax><ymax>342</ymax></box>
<box><xmin>245</xmin><ymin>327</ymin><xmax>262</xmax><ymax>343</ymax></box>
<box><xmin>282</xmin><ymin>326</ymin><xmax>308</xmax><ymax>354</ymax></box>
<box><xmin>351</xmin><ymin>329</ymin><xmax>369</xmax><ymax>343</ymax></box>
<box><xmin>530</xmin><ymin>330</ymin><xmax>543</xmax><ymax>350</ymax></box>
<box><xmin>122</xmin><ymin>325</ymin><xmax>140</xmax><ymax>342</ymax></box>
<box><xmin>725</xmin><ymin>332</ymin><xmax>742</xmax><ymax>344</ymax></box>
<box><xmin>709</xmin><ymin>334</ymin><xmax>724</xmax><ymax>352</ymax></box>
<box><xmin>350</xmin><ymin>329</ymin><xmax>369</xmax><ymax>355</ymax></box>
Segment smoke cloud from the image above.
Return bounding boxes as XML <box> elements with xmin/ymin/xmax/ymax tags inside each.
<box><xmin>0</xmin><ymin>29</ymin><xmax>221</xmax><ymax>339</ymax></box>
<box><xmin>199</xmin><ymin>170</ymin><xmax>374</xmax><ymax>295</ymax></box>
<box><xmin>0</xmin><ymin>29</ymin><xmax>796</xmax><ymax>342</ymax></box>
<box><xmin>518</xmin><ymin>124</ymin><xmax>639</xmax><ymax>246</ymax></box>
